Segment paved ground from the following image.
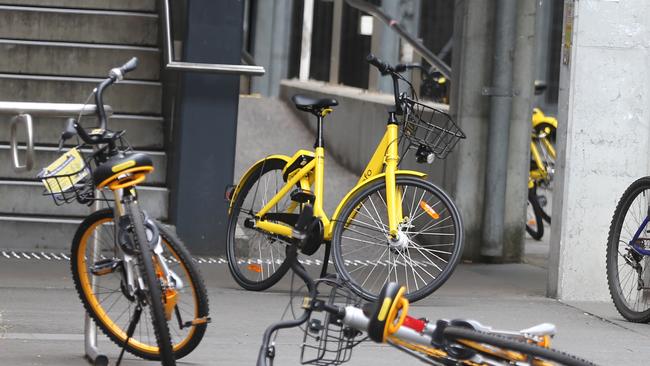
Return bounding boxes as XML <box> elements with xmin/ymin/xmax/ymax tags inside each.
<box><xmin>2</xmin><ymin>97</ymin><xmax>641</xmax><ymax>365</ymax></box>
<box><xmin>0</xmin><ymin>254</ymin><xmax>647</xmax><ymax>366</ymax></box>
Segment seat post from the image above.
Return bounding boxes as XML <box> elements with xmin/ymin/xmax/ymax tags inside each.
<box><xmin>315</xmin><ymin>115</ymin><xmax>324</xmax><ymax>148</ymax></box>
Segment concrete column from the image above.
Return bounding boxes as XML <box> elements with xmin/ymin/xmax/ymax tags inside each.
<box><xmin>251</xmin><ymin>0</ymin><xmax>294</xmax><ymax>96</ymax></box>
<box><xmin>449</xmin><ymin>0</ymin><xmax>494</xmax><ymax>260</ymax></box>
<box><xmin>369</xmin><ymin>2</ymin><xmax>401</xmax><ymax>93</ymax></box>
<box><xmin>549</xmin><ymin>0</ymin><xmax>650</xmax><ymax>300</ymax></box>
<box><xmin>502</xmin><ymin>0</ymin><xmax>537</xmax><ymax>261</ymax></box>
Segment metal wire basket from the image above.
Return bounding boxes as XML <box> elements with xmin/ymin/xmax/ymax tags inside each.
<box><xmin>300</xmin><ymin>278</ymin><xmax>366</xmax><ymax>365</ymax></box>
<box><xmin>39</xmin><ymin>156</ymin><xmax>95</xmax><ymax>206</ymax></box>
<box><xmin>401</xmin><ymin>98</ymin><xmax>465</xmax><ymax>160</ymax></box>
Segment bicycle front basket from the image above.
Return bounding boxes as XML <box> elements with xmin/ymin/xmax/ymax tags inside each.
<box><xmin>37</xmin><ymin>147</ymin><xmax>94</xmax><ymax>206</ymax></box>
<box><xmin>402</xmin><ymin>99</ymin><xmax>466</xmax><ymax>159</ymax></box>
<box><xmin>300</xmin><ymin>279</ymin><xmax>365</xmax><ymax>365</ymax></box>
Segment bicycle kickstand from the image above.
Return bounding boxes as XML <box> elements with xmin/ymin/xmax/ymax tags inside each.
<box><xmin>115</xmin><ymin>304</ymin><xmax>143</xmax><ymax>366</ymax></box>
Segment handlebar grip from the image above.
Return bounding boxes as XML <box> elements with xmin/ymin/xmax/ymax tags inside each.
<box><xmin>366</xmin><ymin>53</ymin><xmax>391</xmax><ymax>75</ymax></box>
<box><xmin>120</xmin><ymin>57</ymin><xmax>139</xmax><ymax>74</ymax></box>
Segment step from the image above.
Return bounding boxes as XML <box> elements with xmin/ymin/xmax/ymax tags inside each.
<box><xmin>0</xmin><ymin>180</ymin><xmax>168</xmax><ymax>219</ymax></box>
<box><xmin>0</xmin><ymin>5</ymin><xmax>158</xmax><ymax>46</ymax></box>
<box><xmin>0</xmin><ymin>145</ymin><xmax>167</xmax><ymax>185</ymax></box>
<box><xmin>0</xmin><ymin>114</ymin><xmax>164</xmax><ymax>149</ymax></box>
<box><xmin>0</xmin><ymin>74</ymin><xmax>162</xmax><ymax>115</ymax></box>
<box><xmin>0</xmin><ymin>215</ymin><xmax>80</xmax><ymax>251</ymax></box>
<box><xmin>0</xmin><ymin>40</ymin><xmax>160</xmax><ymax>80</ymax></box>
<box><xmin>0</xmin><ymin>0</ymin><xmax>156</xmax><ymax>12</ymax></box>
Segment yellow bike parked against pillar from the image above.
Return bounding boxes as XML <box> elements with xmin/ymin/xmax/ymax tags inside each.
<box><xmin>226</xmin><ymin>54</ymin><xmax>466</xmax><ymax>302</ymax></box>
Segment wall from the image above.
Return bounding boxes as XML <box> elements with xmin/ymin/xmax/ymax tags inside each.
<box><xmin>551</xmin><ymin>0</ymin><xmax>650</xmax><ymax>300</ymax></box>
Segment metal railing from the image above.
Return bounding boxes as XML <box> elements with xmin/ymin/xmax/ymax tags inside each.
<box><xmin>161</xmin><ymin>0</ymin><xmax>266</xmax><ymax>76</ymax></box>
<box><xmin>0</xmin><ymin>102</ymin><xmax>111</xmax><ymax>173</ymax></box>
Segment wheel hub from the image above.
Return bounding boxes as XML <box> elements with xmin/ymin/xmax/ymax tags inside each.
<box><xmin>389</xmin><ymin>230</ymin><xmax>409</xmax><ymax>253</ymax></box>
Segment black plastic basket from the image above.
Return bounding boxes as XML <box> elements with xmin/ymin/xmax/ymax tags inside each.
<box><xmin>300</xmin><ymin>279</ymin><xmax>365</xmax><ymax>365</ymax></box>
<box><xmin>401</xmin><ymin>98</ymin><xmax>465</xmax><ymax>159</ymax></box>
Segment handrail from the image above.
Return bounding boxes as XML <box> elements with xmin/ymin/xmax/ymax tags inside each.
<box><xmin>161</xmin><ymin>0</ymin><xmax>266</xmax><ymax>76</ymax></box>
<box><xmin>0</xmin><ymin>102</ymin><xmax>112</xmax><ymax>173</ymax></box>
<box><xmin>0</xmin><ymin>102</ymin><xmax>111</xmax><ymax>117</ymax></box>
<box><xmin>344</xmin><ymin>0</ymin><xmax>452</xmax><ymax>80</ymax></box>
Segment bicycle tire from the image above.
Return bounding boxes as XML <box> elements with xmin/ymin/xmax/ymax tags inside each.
<box><xmin>71</xmin><ymin>209</ymin><xmax>209</xmax><ymax>360</ymax></box>
<box><xmin>443</xmin><ymin>326</ymin><xmax>596</xmax><ymax>366</ymax></box>
<box><xmin>606</xmin><ymin>177</ymin><xmax>650</xmax><ymax>322</ymax></box>
<box><xmin>332</xmin><ymin>176</ymin><xmax>464</xmax><ymax>302</ymax></box>
<box><xmin>128</xmin><ymin>201</ymin><xmax>175</xmax><ymax>365</ymax></box>
<box><xmin>226</xmin><ymin>157</ymin><xmax>292</xmax><ymax>291</ymax></box>
<box><xmin>526</xmin><ymin>187</ymin><xmax>544</xmax><ymax>240</ymax></box>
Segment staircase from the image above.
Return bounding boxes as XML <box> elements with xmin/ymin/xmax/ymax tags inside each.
<box><xmin>0</xmin><ymin>1</ymin><xmax>167</xmax><ymax>250</ymax></box>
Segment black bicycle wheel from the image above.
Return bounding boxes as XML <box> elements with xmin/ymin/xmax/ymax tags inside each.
<box><xmin>227</xmin><ymin>157</ymin><xmax>292</xmax><ymax>291</ymax></box>
<box><xmin>535</xmin><ymin>183</ymin><xmax>552</xmax><ymax>224</ymax></box>
<box><xmin>128</xmin><ymin>201</ymin><xmax>175</xmax><ymax>365</ymax></box>
<box><xmin>332</xmin><ymin>176</ymin><xmax>463</xmax><ymax>302</ymax></box>
<box><xmin>607</xmin><ymin>177</ymin><xmax>650</xmax><ymax>322</ymax></box>
<box><xmin>71</xmin><ymin>209</ymin><xmax>209</xmax><ymax>360</ymax></box>
<box><xmin>443</xmin><ymin>326</ymin><xmax>595</xmax><ymax>366</ymax></box>
<box><xmin>526</xmin><ymin>187</ymin><xmax>544</xmax><ymax>241</ymax></box>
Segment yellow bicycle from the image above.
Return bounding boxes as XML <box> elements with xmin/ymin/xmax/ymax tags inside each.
<box><xmin>226</xmin><ymin>54</ymin><xmax>465</xmax><ymax>302</ymax></box>
<box><xmin>526</xmin><ymin>105</ymin><xmax>557</xmax><ymax>240</ymax></box>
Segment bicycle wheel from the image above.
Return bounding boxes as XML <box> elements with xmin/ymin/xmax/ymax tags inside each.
<box><xmin>607</xmin><ymin>177</ymin><xmax>650</xmax><ymax>322</ymax></box>
<box><xmin>71</xmin><ymin>208</ymin><xmax>208</xmax><ymax>361</ymax></box>
<box><xmin>526</xmin><ymin>187</ymin><xmax>544</xmax><ymax>240</ymax></box>
<box><xmin>227</xmin><ymin>157</ymin><xmax>292</xmax><ymax>291</ymax></box>
<box><xmin>443</xmin><ymin>326</ymin><xmax>595</xmax><ymax>366</ymax></box>
<box><xmin>332</xmin><ymin>176</ymin><xmax>463</xmax><ymax>302</ymax></box>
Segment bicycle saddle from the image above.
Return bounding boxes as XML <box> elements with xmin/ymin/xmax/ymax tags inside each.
<box><xmin>292</xmin><ymin>94</ymin><xmax>338</xmax><ymax>115</ymax></box>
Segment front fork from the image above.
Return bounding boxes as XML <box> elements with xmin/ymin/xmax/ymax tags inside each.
<box><xmin>111</xmin><ymin>189</ymin><xmax>182</xmax><ymax>300</ymax></box>
<box><xmin>385</xmin><ymin>124</ymin><xmax>403</xmax><ymax>238</ymax></box>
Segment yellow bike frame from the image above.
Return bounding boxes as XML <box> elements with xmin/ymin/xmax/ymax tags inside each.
<box><xmin>236</xmin><ymin>123</ymin><xmax>426</xmax><ymax>242</ymax></box>
<box><xmin>529</xmin><ymin>108</ymin><xmax>557</xmax><ymax>187</ymax></box>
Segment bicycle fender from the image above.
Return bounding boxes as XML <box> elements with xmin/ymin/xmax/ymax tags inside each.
<box><xmin>228</xmin><ymin>155</ymin><xmax>291</xmax><ymax>213</ymax></box>
<box><xmin>328</xmin><ymin>170</ymin><xmax>427</xmax><ymax>236</ymax></box>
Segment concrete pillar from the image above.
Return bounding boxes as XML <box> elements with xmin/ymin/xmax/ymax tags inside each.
<box><xmin>449</xmin><ymin>0</ymin><xmax>494</xmax><ymax>260</ymax></box>
<box><xmin>369</xmin><ymin>2</ymin><xmax>401</xmax><ymax>93</ymax></box>
<box><xmin>549</xmin><ymin>0</ymin><xmax>650</xmax><ymax>300</ymax></box>
<box><xmin>502</xmin><ymin>0</ymin><xmax>537</xmax><ymax>261</ymax></box>
<box><xmin>251</xmin><ymin>0</ymin><xmax>294</xmax><ymax>96</ymax></box>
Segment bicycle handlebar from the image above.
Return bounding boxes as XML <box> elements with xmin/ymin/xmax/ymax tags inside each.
<box><xmin>366</xmin><ymin>53</ymin><xmax>403</xmax><ymax>114</ymax></box>
<box><xmin>81</xmin><ymin>57</ymin><xmax>139</xmax><ymax>144</ymax></box>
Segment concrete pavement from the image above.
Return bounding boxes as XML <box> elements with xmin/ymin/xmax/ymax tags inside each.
<box><xmin>0</xmin><ymin>253</ymin><xmax>647</xmax><ymax>366</ymax></box>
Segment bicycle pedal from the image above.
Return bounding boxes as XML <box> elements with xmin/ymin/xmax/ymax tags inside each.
<box><xmin>293</xmin><ymin>205</ymin><xmax>315</xmax><ymax>239</ymax></box>
<box><xmin>290</xmin><ymin>189</ymin><xmax>316</xmax><ymax>204</ymax></box>
<box><xmin>224</xmin><ymin>184</ymin><xmax>236</xmax><ymax>202</ymax></box>
<box><xmin>182</xmin><ymin>316</ymin><xmax>211</xmax><ymax>328</ymax></box>
<box><xmin>91</xmin><ymin>258</ymin><xmax>123</xmax><ymax>276</ymax></box>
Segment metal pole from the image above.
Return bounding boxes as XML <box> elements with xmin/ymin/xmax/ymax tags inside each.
<box><xmin>329</xmin><ymin>0</ymin><xmax>343</xmax><ymax>85</ymax></box>
<box><xmin>299</xmin><ymin>0</ymin><xmax>314</xmax><ymax>81</ymax></box>
<box><xmin>480</xmin><ymin>0</ymin><xmax>517</xmax><ymax>258</ymax></box>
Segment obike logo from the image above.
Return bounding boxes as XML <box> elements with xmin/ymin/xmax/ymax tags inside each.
<box><xmin>361</xmin><ymin>169</ymin><xmax>373</xmax><ymax>182</ymax></box>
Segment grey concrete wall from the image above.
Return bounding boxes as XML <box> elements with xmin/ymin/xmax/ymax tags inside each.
<box><xmin>279</xmin><ymin>80</ymin><xmax>455</xmax><ymax>194</ymax></box>
<box><xmin>551</xmin><ymin>0</ymin><xmax>650</xmax><ymax>301</ymax></box>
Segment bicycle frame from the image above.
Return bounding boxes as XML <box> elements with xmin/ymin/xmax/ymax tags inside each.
<box><xmin>529</xmin><ymin>135</ymin><xmax>556</xmax><ymax>183</ymax></box>
<box><xmin>237</xmin><ymin>121</ymin><xmax>426</xmax><ymax>242</ymax></box>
